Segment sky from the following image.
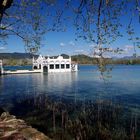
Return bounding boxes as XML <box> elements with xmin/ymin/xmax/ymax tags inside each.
<box><xmin>0</xmin><ymin>0</ymin><xmax>140</xmax><ymax>57</ymax></box>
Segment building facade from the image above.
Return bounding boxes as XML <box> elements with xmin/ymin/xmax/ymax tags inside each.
<box><xmin>32</xmin><ymin>55</ymin><xmax>78</xmax><ymax>73</ymax></box>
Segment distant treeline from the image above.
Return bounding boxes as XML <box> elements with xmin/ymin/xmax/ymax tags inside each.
<box><xmin>0</xmin><ymin>53</ymin><xmax>140</xmax><ymax>65</ymax></box>
<box><xmin>72</xmin><ymin>54</ymin><xmax>140</xmax><ymax>65</ymax></box>
<box><xmin>112</xmin><ymin>58</ymin><xmax>140</xmax><ymax>65</ymax></box>
<box><xmin>0</xmin><ymin>53</ymin><xmax>36</xmax><ymax>66</ymax></box>
<box><xmin>2</xmin><ymin>58</ymin><xmax>32</xmax><ymax>66</ymax></box>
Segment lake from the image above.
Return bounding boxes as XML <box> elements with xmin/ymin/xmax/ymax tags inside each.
<box><xmin>0</xmin><ymin>65</ymin><xmax>140</xmax><ymax>139</ymax></box>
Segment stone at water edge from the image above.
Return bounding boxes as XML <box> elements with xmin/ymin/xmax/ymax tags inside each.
<box><xmin>0</xmin><ymin>112</ymin><xmax>51</xmax><ymax>140</ymax></box>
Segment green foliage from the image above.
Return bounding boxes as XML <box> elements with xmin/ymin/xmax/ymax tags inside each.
<box><xmin>8</xmin><ymin>59</ymin><xmax>17</xmax><ymax>66</ymax></box>
<box><xmin>113</xmin><ymin>58</ymin><xmax>140</xmax><ymax>65</ymax></box>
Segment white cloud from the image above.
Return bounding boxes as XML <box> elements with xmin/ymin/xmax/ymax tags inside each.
<box><xmin>110</xmin><ymin>45</ymin><xmax>134</xmax><ymax>58</ymax></box>
<box><xmin>114</xmin><ymin>45</ymin><xmax>134</xmax><ymax>55</ymax></box>
<box><xmin>74</xmin><ymin>49</ymin><xmax>84</xmax><ymax>53</ymax></box>
<box><xmin>89</xmin><ymin>44</ymin><xmax>96</xmax><ymax>48</ymax></box>
<box><xmin>60</xmin><ymin>42</ymin><xmax>66</xmax><ymax>47</ymax></box>
<box><xmin>69</xmin><ymin>41</ymin><xmax>75</xmax><ymax>46</ymax></box>
<box><xmin>0</xmin><ymin>46</ymin><xmax>6</xmax><ymax>50</ymax></box>
<box><xmin>74</xmin><ymin>49</ymin><xmax>89</xmax><ymax>55</ymax></box>
<box><xmin>59</xmin><ymin>41</ymin><xmax>76</xmax><ymax>47</ymax></box>
<box><xmin>124</xmin><ymin>45</ymin><xmax>133</xmax><ymax>52</ymax></box>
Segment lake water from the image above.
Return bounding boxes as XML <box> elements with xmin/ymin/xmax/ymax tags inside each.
<box><xmin>1</xmin><ymin>65</ymin><xmax>140</xmax><ymax>108</ymax></box>
<box><xmin>0</xmin><ymin>65</ymin><xmax>140</xmax><ymax>139</ymax></box>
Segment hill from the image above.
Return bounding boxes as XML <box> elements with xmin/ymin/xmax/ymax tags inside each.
<box><xmin>72</xmin><ymin>54</ymin><xmax>95</xmax><ymax>64</ymax></box>
<box><xmin>0</xmin><ymin>52</ymin><xmax>37</xmax><ymax>59</ymax></box>
<box><xmin>0</xmin><ymin>52</ymin><xmax>140</xmax><ymax>65</ymax></box>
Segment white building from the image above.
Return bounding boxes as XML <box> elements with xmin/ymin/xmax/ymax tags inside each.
<box><xmin>32</xmin><ymin>55</ymin><xmax>78</xmax><ymax>73</ymax></box>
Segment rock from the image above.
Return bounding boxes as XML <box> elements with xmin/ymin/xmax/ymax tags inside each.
<box><xmin>0</xmin><ymin>112</ymin><xmax>51</xmax><ymax>140</ymax></box>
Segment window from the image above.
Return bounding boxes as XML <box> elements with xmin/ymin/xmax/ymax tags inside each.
<box><xmin>55</xmin><ymin>64</ymin><xmax>59</xmax><ymax>69</ymax></box>
<box><xmin>66</xmin><ymin>64</ymin><xmax>70</xmax><ymax>69</ymax></box>
<box><xmin>50</xmin><ymin>64</ymin><xmax>54</xmax><ymax>69</ymax></box>
<box><xmin>39</xmin><ymin>64</ymin><xmax>41</xmax><ymax>69</ymax></box>
<box><xmin>43</xmin><ymin>66</ymin><xmax>48</xmax><ymax>72</ymax></box>
<box><xmin>34</xmin><ymin>66</ymin><xmax>38</xmax><ymax>69</ymax></box>
<box><xmin>61</xmin><ymin>64</ymin><xmax>65</xmax><ymax>69</ymax></box>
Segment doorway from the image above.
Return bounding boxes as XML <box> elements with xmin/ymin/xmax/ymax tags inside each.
<box><xmin>43</xmin><ymin>66</ymin><xmax>48</xmax><ymax>73</ymax></box>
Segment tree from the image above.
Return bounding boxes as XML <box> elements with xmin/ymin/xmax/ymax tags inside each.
<box><xmin>0</xmin><ymin>0</ymin><xmax>13</xmax><ymax>22</ymax></box>
<box><xmin>65</xmin><ymin>0</ymin><xmax>140</xmax><ymax>73</ymax></box>
<box><xmin>0</xmin><ymin>0</ymin><xmax>140</xmax><ymax>55</ymax></box>
<box><xmin>0</xmin><ymin>0</ymin><xmax>66</xmax><ymax>53</ymax></box>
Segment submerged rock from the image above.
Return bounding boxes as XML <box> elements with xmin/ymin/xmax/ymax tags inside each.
<box><xmin>0</xmin><ymin>112</ymin><xmax>51</xmax><ymax>140</ymax></box>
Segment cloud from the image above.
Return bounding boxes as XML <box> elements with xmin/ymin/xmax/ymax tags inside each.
<box><xmin>110</xmin><ymin>45</ymin><xmax>134</xmax><ymax>58</ymax></box>
<box><xmin>115</xmin><ymin>45</ymin><xmax>134</xmax><ymax>55</ymax></box>
<box><xmin>60</xmin><ymin>41</ymin><xmax>76</xmax><ymax>47</ymax></box>
<box><xmin>74</xmin><ymin>49</ymin><xmax>89</xmax><ymax>55</ymax></box>
<box><xmin>0</xmin><ymin>46</ymin><xmax>6</xmax><ymax>50</ymax></box>
<box><xmin>124</xmin><ymin>45</ymin><xmax>133</xmax><ymax>52</ymax></box>
<box><xmin>89</xmin><ymin>44</ymin><xmax>96</xmax><ymax>48</ymax></box>
<box><xmin>60</xmin><ymin>42</ymin><xmax>66</xmax><ymax>47</ymax></box>
<box><xmin>69</xmin><ymin>41</ymin><xmax>75</xmax><ymax>46</ymax></box>
<box><xmin>74</xmin><ymin>49</ymin><xmax>84</xmax><ymax>53</ymax></box>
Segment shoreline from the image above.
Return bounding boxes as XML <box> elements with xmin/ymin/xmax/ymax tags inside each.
<box><xmin>0</xmin><ymin>110</ymin><xmax>51</xmax><ymax>140</ymax></box>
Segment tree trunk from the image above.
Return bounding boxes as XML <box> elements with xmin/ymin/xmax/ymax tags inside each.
<box><xmin>0</xmin><ymin>0</ymin><xmax>13</xmax><ymax>23</ymax></box>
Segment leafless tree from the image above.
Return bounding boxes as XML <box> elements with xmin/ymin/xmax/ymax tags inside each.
<box><xmin>0</xmin><ymin>0</ymin><xmax>140</xmax><ymax>55</ymax></box>
<box><xmin>0</xmin><ymin>0</ymin><xmax>66</xmax><ymax>53</ymax></box>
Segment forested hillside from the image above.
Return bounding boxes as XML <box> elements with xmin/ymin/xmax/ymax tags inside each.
<box><xmin>0</xmin><ymin>53</ymin><xmax>140</xmax><ymax>65</ymax></box>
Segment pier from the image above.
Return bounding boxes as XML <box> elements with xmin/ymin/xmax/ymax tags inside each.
<box><xmin>0</xmin><ymin>59</ymin><xmax>42</xmax><ymax>75</ymax></box>
<box><xmin>4</xmin><ymin>69</ymin><xmax>42</xmax><ymax>74</ymax></box>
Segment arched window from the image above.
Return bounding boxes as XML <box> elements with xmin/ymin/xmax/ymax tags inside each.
<box><xmin>34</xmin><ymin>66</ymin><xmax>38</xmax><ymax>69</ymax></box>
<box><xmin>43</xmin><ymin>66</ymin><xmax>48</xmax><ymax>73</ymax></box>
